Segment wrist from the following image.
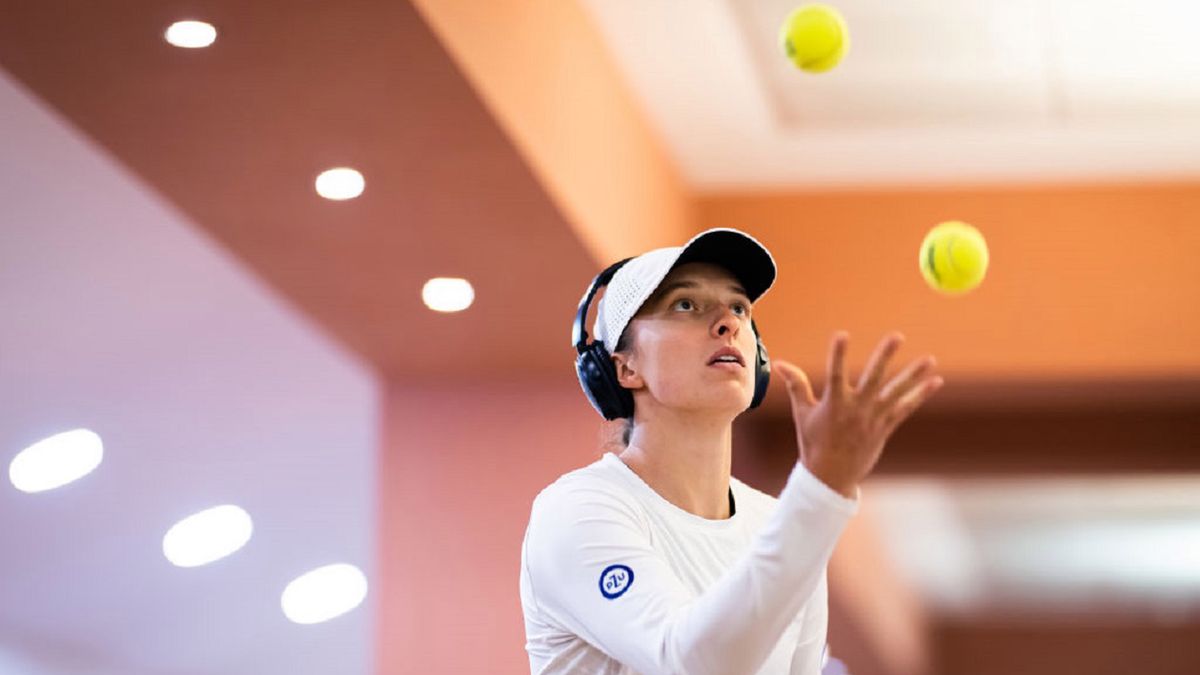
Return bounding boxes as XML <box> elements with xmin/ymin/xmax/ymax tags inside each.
<box><xmin>802</xmin><ymin>456</ymin><xmax>858</xmax><ymax>499</ymax></box>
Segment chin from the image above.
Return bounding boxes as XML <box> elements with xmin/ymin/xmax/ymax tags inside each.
<box><xmin>660</xmin><ymin>378</ymin><xmax>753</xmax><ymax>413</ymax></box>
<box><xmin>697</xmin><ymin>389</ymin><xmax>754</xmax><ymax>415</ymax></box>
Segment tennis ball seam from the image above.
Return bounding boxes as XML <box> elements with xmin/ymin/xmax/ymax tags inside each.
<box><xmin>924</xmin><ymin>239</ymin><xmax>941</xmax><ymax>284</ymax></box>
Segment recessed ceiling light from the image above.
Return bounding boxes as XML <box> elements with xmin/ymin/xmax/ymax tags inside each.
<box><xmin>162</xmin><ymin>505</ymin><xmax>254</xmax><ymax>568</ymax></box>
<box><xmin>165</xmin><ymin>20</ymin><xmax>217</xmax><ymax>49</ymax></box>
<box><xmin>422</xmin><ymin>277</ymin><xmax>475</xmax><ymax>313</ymax></box>
<box><xmin>9</xmin><ymin>429</ymin><xmax>103</xmax><ymax>493</ymax></box>
<box><xmin>281</xmin><ymin>563</ymin><xmax>368</xmax><ymax>624</ymax></box>
<box><xmin>315</xmin><ymin>168</ymin><xmax>365</xmax><ymax>200</ymax></box>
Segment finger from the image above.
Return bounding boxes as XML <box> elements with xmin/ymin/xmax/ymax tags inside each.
<box><xmin>882</xmin><ymin>376</ymin><xmax>944</xmax><ymax>433</ymax></box>
<box><xmin>856</xmin><ymin>332</ymin><xmax>905</xmax><ymax>395</ymax></box>
<box><xmin>827</xmin><ymin>331</ymin><xmax>849</xmax><ymax>397</ymax></box>
<box><xmin>774</xmin><ymin>360</ymin><xmax>817</xmax><ymax>409</ymax></box>
<box><xmin>877</xmin><ymin>354</ymin><xmax>936</xmax><ymax>408</ymax></box>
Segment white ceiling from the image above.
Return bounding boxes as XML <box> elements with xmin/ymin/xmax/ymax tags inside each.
<box><xmin>0</xmin><ymin>71</ymin><xmax>376</xmax><ymax>674</ymax></box>
<box><xmin>580</xmin><ymin>0</ymin><xmax>1200</xmax><ymax>188</ymax></box>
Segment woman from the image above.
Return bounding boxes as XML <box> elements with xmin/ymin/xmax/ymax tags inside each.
<box><xmin>520</xmin><ymin>228</ymin><xmax>943</xmax><ymax>674</ymax></box>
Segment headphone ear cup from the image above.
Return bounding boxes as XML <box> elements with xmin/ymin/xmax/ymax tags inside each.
<box><xmin>575</xmin><ymin>342</ymin><xmax>634</xmax><ymax>421</ymax></box>
<box><xmin>749</xmin><ymin>335</ymin><xmax>770</xmax><ymax>410</ymax></box>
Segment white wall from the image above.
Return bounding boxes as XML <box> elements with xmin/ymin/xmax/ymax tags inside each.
<box><xmin>0</xmin><ymin>69</ymin><xmax>378</xmax><ymax>675</ymax></box>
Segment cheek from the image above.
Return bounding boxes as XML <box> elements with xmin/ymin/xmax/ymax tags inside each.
<box><xmin>641</xmin><ymin>345</ymin><xmax>685</xmax><ymax>386</ymax></box>
<box><xmin>636</xmin><ymin>342</ymin><xmax>696</xmax><ymax>398</ymax></box>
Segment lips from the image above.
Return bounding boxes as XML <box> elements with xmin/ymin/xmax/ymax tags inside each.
<box><xmin>707</xmin><ymin>346</ymin><xmax>745</xmax><ymax>367</ymax></box>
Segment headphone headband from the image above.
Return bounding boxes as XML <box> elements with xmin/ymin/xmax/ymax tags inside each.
<box><xmin>573</xmin><ymin>258</ymin><xmax>633</xmax><ymax>353</ymax></box>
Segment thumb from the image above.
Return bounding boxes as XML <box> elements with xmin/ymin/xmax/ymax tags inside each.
<box><xmin>774</xmin><ymin>360</ymin><xmax>817</xmax><ymax>410</ymax></box>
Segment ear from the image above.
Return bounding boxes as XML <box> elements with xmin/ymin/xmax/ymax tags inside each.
<box><xmin>610</xmin><ymin>351</ymin><xmax>645</xmax><ymax>391</ymax></box>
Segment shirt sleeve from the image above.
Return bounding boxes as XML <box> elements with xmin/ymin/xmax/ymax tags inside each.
<box><xmin>522</xmin><ymin>460</ymin><xmax>860</xmax><ymax>675</ymax></box>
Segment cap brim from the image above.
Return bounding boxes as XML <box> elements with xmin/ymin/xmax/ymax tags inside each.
<box><xmin>671</xmin><ymin>229</ymin><xmax>776</xmax><ymax>302</ymax></box>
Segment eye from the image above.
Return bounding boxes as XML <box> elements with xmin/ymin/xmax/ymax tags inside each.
<box><xmin>671</xmin><ymin>298</ymin><xmax>695</xmax><ymax>311</ymax></box>
<box><xmin>732</xmin><ymin>302</ymin><xmax>749</xmax><ymax>316</ymax></box>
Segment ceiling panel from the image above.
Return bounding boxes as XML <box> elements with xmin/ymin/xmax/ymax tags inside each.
<box><xmin>738</xmin><ymin>0</ymin><xmax>1051</xmax><ymax>128</ymax></box>
<box><xmin>581</xmin><ymin>0</ymin><xmax>1200</xmax><ymax>186</ymax></box>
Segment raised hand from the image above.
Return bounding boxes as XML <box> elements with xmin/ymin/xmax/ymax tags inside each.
<box><xmin>772</xmin><ymin>331</ymin><xmax>943</xmax><ymax>499</ymax></box>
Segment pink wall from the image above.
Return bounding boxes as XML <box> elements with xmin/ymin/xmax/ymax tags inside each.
<box><xmin>378</xmin><ymin>375</ymin><xmax>610</xmax><ymax>672</ymax></box>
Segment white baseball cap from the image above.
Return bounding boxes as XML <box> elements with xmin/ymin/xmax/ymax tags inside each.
<box><xmin>593</xmin><ymin>228</ymin><xmax>777</xmax><ymax>349</ymax></box>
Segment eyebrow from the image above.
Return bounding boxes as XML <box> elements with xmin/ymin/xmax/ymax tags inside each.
<box><xmin>652</xmin><ymin>280</ymin><xmax>750</xmax><ymax>304</ymax></box>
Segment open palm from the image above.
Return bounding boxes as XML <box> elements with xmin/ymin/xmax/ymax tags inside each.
<box><xmin>773</xmin><ymin>331</ymin><xmax>943</xmax><ymax>497</ymax></box>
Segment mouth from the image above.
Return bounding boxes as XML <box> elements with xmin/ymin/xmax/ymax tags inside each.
<box><xmin>707</xmin><ymin>347</ymin><xmax>745</xmax><ymax>368</ymax></box>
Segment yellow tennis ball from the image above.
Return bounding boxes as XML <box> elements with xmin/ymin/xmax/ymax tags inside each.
<box><xmin>779</xmin><ymin>4</ymin><xmax>849</xmax><ymax>74</ymax></box>
<box><xmin>919</xmin><ymin>222</ymin><xmax>989</xmax><ymax>295</ymax></box>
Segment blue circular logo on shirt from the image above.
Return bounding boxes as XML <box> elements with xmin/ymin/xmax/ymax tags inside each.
<box><xmin>599</xmin><ymin>564</ymin><xmax>634</xmax><ymax>600</ymax></box>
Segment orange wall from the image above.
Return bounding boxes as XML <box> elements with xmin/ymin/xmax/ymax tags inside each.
<box><xmin>378</xmin><ymin>375</ymin><xmax>608</xmax><ymax>673</ymax></box>
<box><xmin>410</xmin><ymin>0</ymin><xmax>694</xmax><ymax>263</ymax></box>
<box><xmin>700</xmin><ymin>184</ymin><xmax>1200</xmax><ymax>382</ymax></box>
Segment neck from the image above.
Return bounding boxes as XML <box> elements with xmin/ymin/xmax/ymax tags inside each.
<box><xmin>617</xmin><ymin>404</ymin><xmax>735</xmax><ymax>520</ymax></box>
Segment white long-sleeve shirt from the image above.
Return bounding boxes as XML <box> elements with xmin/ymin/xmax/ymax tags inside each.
<box><xmin>520</xmin><ymin>452</ymin><xmax>861</xmax><ymax>675</ymax></box>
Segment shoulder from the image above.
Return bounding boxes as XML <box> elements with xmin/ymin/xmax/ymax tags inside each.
<box><xmin>524</xmin><ymin>457</ymin><xmax>652</xmax><ymax>578</ymax></box>
<box><xmin>528</xmin><ymin>456</ymin><xmax>646</xmax><ymax>537</ymax></box>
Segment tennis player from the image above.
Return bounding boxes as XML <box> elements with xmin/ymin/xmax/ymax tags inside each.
<box><xmin>520</xmin><ymin>228</ymin><xmax>943</xmax><ymax>674</ymax></box>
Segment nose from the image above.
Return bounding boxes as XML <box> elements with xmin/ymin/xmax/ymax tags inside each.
<box><xmin>712</xmin><ymin>305</ymin><xmax>741</xmax><ymax>339</ymax></box>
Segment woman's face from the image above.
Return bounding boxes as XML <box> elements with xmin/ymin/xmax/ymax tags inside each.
<box><xmin>613</xmin><ymin>262</ymin><xmax>759</xmax><ymax>415</ymax></box>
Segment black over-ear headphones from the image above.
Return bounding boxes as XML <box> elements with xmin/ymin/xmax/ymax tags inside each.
<box><xmin>572</xmin><ymin>258</ymin><xmax>771</xmax><ymax>420</ymax></box>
